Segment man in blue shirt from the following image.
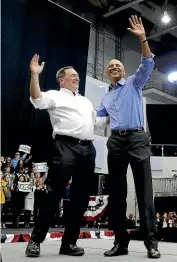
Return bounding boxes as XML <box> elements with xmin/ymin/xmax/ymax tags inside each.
<box><xmin>97</xmin><ymin>16</ymin><xmax>160</xmax><ymax>259</ymax></box>
<box><xmin>11</xmin><ymin>152</ymin><xmax>27</xmax><ymax>169</ymax></box>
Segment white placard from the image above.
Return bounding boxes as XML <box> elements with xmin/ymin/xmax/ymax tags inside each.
<box><xmin>34</xmin><ymin>162</ymin><xmax>48</xmax><ymax>173</ymax></box>
<box><xmin>18</xmin><ymin>145</ymin><xmax>31</xmax><ymax>154</ymax></box>
<box><xmin>18</xmin><ymin>182</ymin><xmax>33</xmax><ymax>192</ymax></box>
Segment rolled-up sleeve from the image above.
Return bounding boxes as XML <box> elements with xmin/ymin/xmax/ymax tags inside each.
<box><xmin>30</xmin><ymin>91</ymin><xmax>55</xmax><ymax>110</ymax></box>
<box><xmin>134</xmin><ymin>54</ymin><xmax>155</xmax><ymax>89</ymax></box>
<box><xmin>97</xmin><ymin>103</ymin><xmax>108</xmax><ymax>117</ymax></box>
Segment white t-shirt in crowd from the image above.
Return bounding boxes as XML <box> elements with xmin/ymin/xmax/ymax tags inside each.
<box><xmin>30</xmin><ymin>88</ymin><xmax>106</xmax><ymax>140</ymax></box>
<box><xmin>162</xmin><ymin>220</ymin><xmax>168</xmax><ymax>228</ymax></box>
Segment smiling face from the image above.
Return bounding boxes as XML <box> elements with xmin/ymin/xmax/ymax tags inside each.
<box><xmin>106</xmin><ymin>59</ymin><xmax>125</xmax><ymax>85</ymax></box>
<box><xmin>57</xmin><ymin>67</ymin><xmax>80</xmax><ymax>92</ymax></box>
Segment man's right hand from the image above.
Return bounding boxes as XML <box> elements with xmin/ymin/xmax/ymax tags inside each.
<box><xmin>30</xmin><ymin>54</ymin><xmax>45</xmax><ymax>75</ymax></box>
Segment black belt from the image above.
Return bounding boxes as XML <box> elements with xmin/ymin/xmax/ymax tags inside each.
<box><xmin>55</xmin><ymin>135</ymin><xmax>92</xmax><ymax>145</ymax></box>
<box><xmin>111</xmin><ymin>127</ymin><xmax>144</xmax><ymax>136</ymax></box>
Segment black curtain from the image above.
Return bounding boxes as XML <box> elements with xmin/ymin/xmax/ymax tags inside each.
<box><xmin>2</xmin><ymin>0</ymin><xmax>91</xmax><ymax>161</ymax></box>
<box><xmin>154</xmin><ymin>197</ymin><xmax>177</xmax><ymax>213</ymax></box>
<box><xmin>147</xmin><ymin>105</ymin><xmax>177</xmax><ymax>144</ymax></box>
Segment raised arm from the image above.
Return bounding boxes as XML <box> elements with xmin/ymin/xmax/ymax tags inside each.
<box><xmin>128</xmin><ymin>15</ymin><xmax>154</xmax><ymax>89</ymax></box>
<box><xmin>30</xmin><ymin>54</ymin><xmax>45</xmax><ymax>99</ymax></box>
<box><xmin>30</xmin><ymin>54</ymin><xmax>54</xmax><ymax>110</ymax></box>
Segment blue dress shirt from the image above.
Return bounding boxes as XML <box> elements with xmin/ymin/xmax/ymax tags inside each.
<box><xmin>11</xmin><ymin>156</ymin><xmax>24</xmax><ymax>169</ymax></box>
<box><xmin>97</xmin><ymin>55</ymin><xmax>155</xmax><ymax>130</ymax></box>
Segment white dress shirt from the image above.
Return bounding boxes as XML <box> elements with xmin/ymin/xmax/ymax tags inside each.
<box><xmin>30</xmin><ymin>88</ymin><xmax>106</xmax><ymax>140</ymax></box>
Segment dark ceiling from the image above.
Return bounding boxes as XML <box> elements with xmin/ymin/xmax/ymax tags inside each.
<box><xmin>69</xmin><ymin>0</ymin><xmax>177</xmax><ymax>56</ymax></box>
<box><xmin>152</xmin><ymin>0</ymin><xmax>177</xmax><ymax>5</ymax></box>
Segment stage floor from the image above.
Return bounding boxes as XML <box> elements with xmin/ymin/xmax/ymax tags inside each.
<box><xmin>1</xmin><ymin>239</ymin><xmax>177</xmax><ymax>262</ymax></box>
<box><xmin>1</xmin><ymin>227</ymin><xmax>101</xmax><ymax>234</ymax></box>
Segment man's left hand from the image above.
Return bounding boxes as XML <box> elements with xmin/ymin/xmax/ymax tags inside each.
<box><xmin>127</xmin><ymin>15</ymin><xmax>146</xmax><ymax>38</ymax></box>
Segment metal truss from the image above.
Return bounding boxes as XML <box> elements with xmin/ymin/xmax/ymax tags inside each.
<box><xmin>87</xmin><ymin>27</ymin><xmax>124</xmax><ymax>83</ymax></box>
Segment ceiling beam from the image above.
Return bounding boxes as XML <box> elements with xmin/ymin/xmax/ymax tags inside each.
<box><xmin>147</xmin><ymin>25</ymin><xmax>177</xmax><ymax>40</ymax></box>
<box><xmin>103</xmin><ymin>0</ymin><xmax>144</xmax><ymax>18</ymax></box>
<box><xmin>131</xmin><ymin>3</ymin><xmax>177</xmax><ymax>38</ymax></box>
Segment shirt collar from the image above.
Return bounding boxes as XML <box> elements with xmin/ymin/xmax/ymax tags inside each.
<box><xmin>109</xmin><ymin>78</ymin><xmax>126</xmax><ymax>91</ymax></box>
<box><xmin>60</xmin><ymin>88</ymin><xmax>76</xmax><ymax>96</ymax></box>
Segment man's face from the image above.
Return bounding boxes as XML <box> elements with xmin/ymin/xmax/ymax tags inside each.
<box><xmin>15</xmin><ymin>152</ymin><xmax>20</xmax><ymax>159</ymax></box>
<box><xmin>59</xmin><ymin>68</ymin><xmax>80</xmax><ymax>91</ymax></box>
<box><xmin>107</xmin><ymin>59</ymin><xmax>125</xmax><ymax>82</ymax></box>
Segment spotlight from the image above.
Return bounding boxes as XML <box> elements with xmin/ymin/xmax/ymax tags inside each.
<box><xmin>161</xmin><ymin>12</ymin><xmax>171</xmax><ymax>24</ymax></box>
<box><xmin>168</xmin><ymin>72</ymin><xmax>177</xmax><ymax>83</ymax></box>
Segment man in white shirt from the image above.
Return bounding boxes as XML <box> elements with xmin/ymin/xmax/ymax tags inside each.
<box><xmin>25</xmin><ymin>54</ymin><xmax>106</xmax><ymax>257</ymax></box>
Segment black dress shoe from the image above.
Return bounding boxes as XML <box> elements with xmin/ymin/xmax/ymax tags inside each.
<box><xmin>25</xmin><ymin>240</ymin><xmax>40</xmax><ymax>257</ymax></box>
<box><xmin>59</xmin><ymin>244</ymin><xmax>85</xmax><ymax>256</ymax></box>
<box><xmin>147</xmin><ymin>248</ymin><xmax>161</xmax><ymax>259</ymax></box>
<box><xmin>104</xmin><ymin>243</ymin><xmax>128</xmax><ymax>257</ymax></box>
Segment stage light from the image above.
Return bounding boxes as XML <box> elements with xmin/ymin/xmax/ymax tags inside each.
<box><xmin>168</xmin><ymin>72</ymin><xmax>177</xmax><ymax>83</ymax></box>
<box><xmin>161</xmin><ymin>12</ymin><xmax>171</xmax><ymax>24</ymax></box>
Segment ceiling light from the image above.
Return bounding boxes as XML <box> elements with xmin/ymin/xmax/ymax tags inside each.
<box><xmin>168</xmin><ymin>72</ymin><xmax>177</xmax><ymax>83</ymax></box>
<box><xmin>161</xmin><ymin>12</ymin><xmax>171</xmax><ymax>24</ymax></box>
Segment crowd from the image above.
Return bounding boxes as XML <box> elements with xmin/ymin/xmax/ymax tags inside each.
<box><xmin>0</xmin><ymin>152</ymin><xmax>55</xmax><ymax>228</ymax></box>
<box><xmin>156</xmin><ymin>212</ymin><xmax>177</xmax><ymax>228</ymax></box>
<box><xmin>0</xmin><ymin>152</ymin><xmax>139</xmax><ymax>231</ymax></box>
<box><xmin>1</xmin><ymin>153</ymin><xmax>177</xmax><ymax>231</ymax></box>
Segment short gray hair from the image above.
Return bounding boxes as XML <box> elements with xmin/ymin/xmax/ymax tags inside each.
<box><xmin>56</xmin><ymin>66</ymin><xmax>73</xmax><ymax>83</ymax></box>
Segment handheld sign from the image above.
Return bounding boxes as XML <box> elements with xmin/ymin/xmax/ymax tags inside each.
<box><xmin>18</xmin><ymin>145</ymin><xmax>31</xmax><ymax>154</ymax></box>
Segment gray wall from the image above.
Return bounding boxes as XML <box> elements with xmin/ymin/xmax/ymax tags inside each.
<box><xmin>87</xmin><ymin>28</ymin><xmax>142</xmax><ymax>80</ymax></box>
<box><xmin>154</xmin><ymin>51</ymin><xmax>177</xmax><ymax>76</ymax></box>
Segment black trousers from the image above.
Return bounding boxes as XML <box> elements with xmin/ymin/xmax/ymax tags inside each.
<box><xmin>31</xmin><ymin>135</ymin><xmax>96</xmax><ymax>245</ymax></box>
<box><xmin>107</xmin><ymin>130</ymin><xmax>157</xmax><ymax>246</ymax></box>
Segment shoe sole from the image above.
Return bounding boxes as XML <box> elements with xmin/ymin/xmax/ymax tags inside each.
<box><xmin>59</xmin><ymin>251</ymin><xmax>85</xmax><ymax>256</ymax></box>
<box><xmin>147</xmin><ymin>254</ymin><xmax>161</xmax><ymax>259</ymax></box>
<box><xmin>104</xmin><ymin>251</ymin><xmax>128</xmax><ymax>257</ymax></box>
<box><xmin>25</xmin><ymin>251</ymin><xmax>40</xmax><ymax>257</ymax></box>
